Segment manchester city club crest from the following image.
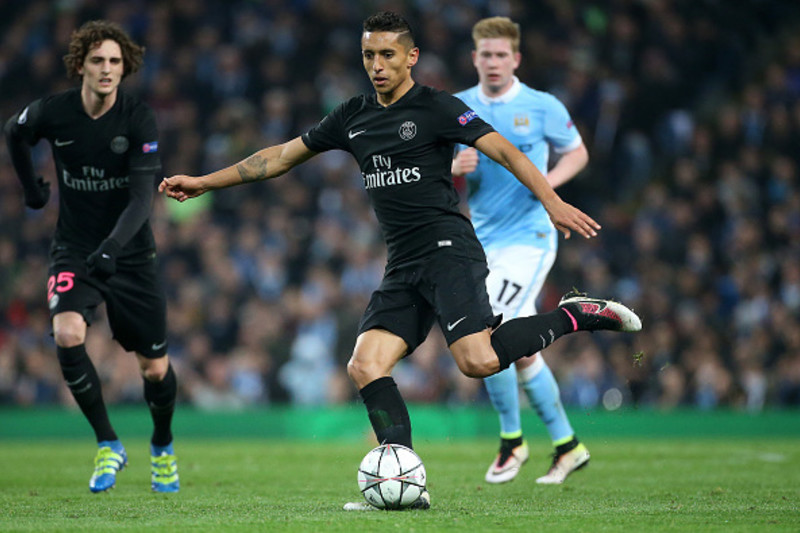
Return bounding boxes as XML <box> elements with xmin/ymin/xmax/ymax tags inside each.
<box><xmin>110</xmin><ymin>135</ymin><xmax>129</xmax><ymax>154</ymax></box>
<box><xmin>398</xmin><ymin>121</ymin><xmax>416</xmax><ymax>141</ymax></box>
<box><xmin>513</xmin><ymin>113</ymin><xmax>531</xmax><ymax>135</ymax></box>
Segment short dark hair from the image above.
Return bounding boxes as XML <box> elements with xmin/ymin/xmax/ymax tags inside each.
<box><xmin>63</xmin><ymin>20</ymin><xmax>144</xmax><ymax>79</ymax></box>
<box><xmin>362</xmin><ymin>11</ymin><xmax>415</xmax><ymax>49</ymax></box>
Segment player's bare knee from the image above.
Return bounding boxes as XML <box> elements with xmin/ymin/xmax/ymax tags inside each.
<box><xmin>347</xmin><ymin>354</ymin><xmax>367</xmax><ymax>383</ymax></box>
<box><xmin>142</xmin><ymin>366</ymin><xmax>166</xmax><ymax>382</ymax></box>
<box><xmin>347</xmin><ymin>353</ymin><xmax>385</xmax><ymax>387</ymax></box>
<box><xmin>140</xmin><ymin>357</ymin><xmax>169</xmax><ymax>382</ymax></box>
<box><xmin>52</xmin><ymin>313</ymin><xmax>87</xmax><ymax>348</ymax></box>
<box><xmin>456</xmin><ymin>360</ymin><xmax>485</xmax><ymax>378</ymax></box>
<box><xmin>457</xmin><ymin>353</ymin><xmax>499</xmax><ymax>378</ymax></box>
<box><xmin>53</xmin><ymin>328</ymin><xmax>84</xmax><ymax>348</ymax></box>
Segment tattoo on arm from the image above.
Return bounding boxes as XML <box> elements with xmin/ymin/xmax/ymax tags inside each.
<box><xmin>237</xmin><ymin>153</ymin><xmax>267</xmax><ymax>183</ymax></box>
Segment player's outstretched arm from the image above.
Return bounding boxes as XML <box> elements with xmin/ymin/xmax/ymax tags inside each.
<box><xmin>159</xmin><ymin>137</ymin><xmax>315</xmax><ymax>202</ymax></box>
<box><xmin>474</xmin><ymin>132</ymin><xmax>600</xmax><ymax>239</ymax></box>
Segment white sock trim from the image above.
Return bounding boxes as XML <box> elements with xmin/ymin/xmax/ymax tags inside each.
<box><xmin>517</xmin><ymin>353</ymin><xmax>545</xmax><ymax>383</ymax></box>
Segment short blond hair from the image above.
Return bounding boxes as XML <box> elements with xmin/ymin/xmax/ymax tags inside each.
<box><xmin>472</xmin><ymin>17</ymin><xmax>520</xmax><ymax>54</ymax></box>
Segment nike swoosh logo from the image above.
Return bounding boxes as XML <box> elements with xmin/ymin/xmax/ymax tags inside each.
<box><xmin>151</xmin><ymin>340</ymin><xmax>167</xmax><ymax>351</ymax></box>
<box><xmin>54</xmin><ymin>139</ymin><xmax>75</xmax><ymax>147</ymax></box>
<box><xmin>447</xmin><ymin>316</ymin><xmax>467</xmax><ymax>331</ymax></box>
<box><xmin>101</xmin><ymin>253</ymin><xmax>111</xmax><ymax>259</ymax></box>
<box><xmin>348</xmin><ymin>130</ymin><xmax>366</xmax><ymax>139</ymax></box>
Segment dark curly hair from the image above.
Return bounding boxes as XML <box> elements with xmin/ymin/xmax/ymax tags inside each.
<box><xmin>362</xmin><ymin>11</ymin><xmax>415</xmax><ymax>50</ymax></box>
<box><xmin>63</xmin><ymin>20</ymin><xmax>144</xmax><ymax>79</ymax></box>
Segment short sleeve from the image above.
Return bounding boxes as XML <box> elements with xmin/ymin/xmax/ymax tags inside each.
<box><xmin>302</xmin><ymin>102</ymin><xmax>349</xmax><ymax>153</ymax></box>
<box><xmin>432</xmin><ymin>91</ymin><xmax>494</xmax><ymax>146</ymax></box>
<box><xmin>129</xmin><ymin>104</ymin><xmax>161</xmax><ymax>173</ymax></box>
<box><xmin>543</xmin><ymin>95</ymin><xmax>582</xmax><ymax>154</ymax></box>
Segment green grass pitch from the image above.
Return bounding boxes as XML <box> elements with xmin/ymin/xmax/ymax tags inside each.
<box><xmin>1</xmin><ymin>436</ymin><xmax>798</xmax><ymax>532</ymax></box>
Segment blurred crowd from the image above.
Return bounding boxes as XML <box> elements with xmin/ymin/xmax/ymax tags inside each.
<box><xmin>1</xmin><ymin>0</ymin><xmax>799</xmax><ymax>412</ymax></box>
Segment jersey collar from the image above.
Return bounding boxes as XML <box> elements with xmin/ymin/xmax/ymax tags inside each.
<box><xmin>369</xmin><ymin>83</ymin><xmax>421</xmax><ymax>108</ymax></box>
<box><xmin>477</xmin><ymin>76</ymin><xmax>521</xmax><ymax>105</ymax></box>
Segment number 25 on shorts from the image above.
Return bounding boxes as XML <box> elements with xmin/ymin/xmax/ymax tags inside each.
<box><xmin>47</xmin><ymin>271</ymin><xmax>76</xmax><ymax>300</ymax></box>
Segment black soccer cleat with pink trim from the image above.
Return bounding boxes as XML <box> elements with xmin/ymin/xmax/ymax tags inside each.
<box><xmin>558</xmin><ymin>290</ymin><xmax>642</xmax><ymax>333</ymax></box>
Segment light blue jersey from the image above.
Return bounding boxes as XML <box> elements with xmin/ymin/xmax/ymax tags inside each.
<box><xmin>455</xmin><ymin>77</ymin><xmax>582</xmax><ymax>253</ymax></box>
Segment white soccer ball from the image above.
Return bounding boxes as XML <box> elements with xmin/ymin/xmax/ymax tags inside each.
<box><xmin>357</xmin><ymin>444</ymin><xmax>427</xmax><ymax>510</ymax></box>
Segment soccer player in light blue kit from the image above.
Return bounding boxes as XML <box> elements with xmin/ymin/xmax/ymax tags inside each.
<box><xmin>453</xmin><ymin>17</ymin><xmax>591</xmax><ymax>484</ymax></box>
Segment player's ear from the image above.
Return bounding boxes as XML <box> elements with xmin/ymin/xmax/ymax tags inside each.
<box><xmin>407</xmin><ymin>47</ymin><xmax>419</xmax><ymax>68</ymax></box>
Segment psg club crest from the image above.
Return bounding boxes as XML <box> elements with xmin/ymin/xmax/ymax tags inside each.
<box><xmin>398</xmin><ymin>121</ymin><xmax>416</xmax><ymax>141</ymax></box>
<box><xmin>110</xmin><ymin>136</ymin><xmax>129</xmax><ymax>154</ymax></box>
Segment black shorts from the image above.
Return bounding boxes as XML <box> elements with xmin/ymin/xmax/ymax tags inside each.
<box><xmin>358</xmin><ymin>249</ymin><xmax>501</xmax><ymax>354</ymax></box>
<box><xmin>47</xmin><ymin>246</ymin><xmax>168</xmax><ymax>358</ymax></box>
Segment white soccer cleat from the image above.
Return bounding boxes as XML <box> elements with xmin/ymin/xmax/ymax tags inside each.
<box><xmin>536</xmin><ymin>443</ymin><xmax>590</xmax><ymax>484</ymax></box>
<box><xmin>343</xmin><ymin>490</ymin><xmax>430</xmax><ymax>511</ymax></box>
<box><xmin>343</xmin><ymin>501</ymin><xmax>377</xmax><ymax>511</ymax></box>
<box><xmin>407</xmin><ymin>489</ymin><xmax>430</xmax><ymax>510</ymax></box>
<box><xmin>485</xmin><ymin>440</ymin><xmax>529</xmax><ymax>484</ymax></box>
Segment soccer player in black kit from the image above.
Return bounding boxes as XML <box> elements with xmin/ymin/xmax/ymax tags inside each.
<box><xmin>161</xmin><ymin>12</ymin><xmax>640</xmax><ymax>509</ymax></box>
<box><xmin>4</xmin><ymin>21</ymin><xmax>179</xmax><ymax>493</ymax></box>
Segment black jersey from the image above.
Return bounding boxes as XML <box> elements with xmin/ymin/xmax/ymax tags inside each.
<box><xmin>302</xmin><ymin>84</ymin><xmax>494</xmax><ymax>271</ymax></box>
<box><xmin>14</xmin><ymin>87</ymin><xmax>161</xmax><ymax>257</ymax></box>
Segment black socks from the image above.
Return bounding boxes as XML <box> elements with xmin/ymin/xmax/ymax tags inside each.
<box><xmin>556</xmin><ymin>436</ymin><xmax>580</xmax><ymax>456</ymax></box>
<box><xmin>490</xmin><ymin>309</ymin><xmax>574</xmax><ymax>370</ymax></box>
<box><xmin>56</xmin><ymin>344</ymin><xmax>117</xmax><ymax>442</ymax></box>
<box><xmin>359</xmin><ymin>376</ymin><xmax>412</xmax><ymax>449</ymax></box>
<box><xmin>144</xmin><ymin>363</ymin><xmax>177</xmax><ymax>447</ymax></box>
<box><xmin>58</xmin><ymin>345</ymin><xmax>177</xmax><ymax>447</ymax></box>
<box><xmin>501</xmin><ymin>435</ymin><xmax>524</xmax><ymax>452</ymax></box>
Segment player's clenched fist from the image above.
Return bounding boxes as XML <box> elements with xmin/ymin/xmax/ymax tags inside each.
<box><xmin>159</xmin><ymin>175</ymin><xmax>206</xmax><ymax>202</ymax></box>
<box><xmin>452</xmin><ymin>147</ymin><xmax>479</xmax><ymax>176</ymax></box>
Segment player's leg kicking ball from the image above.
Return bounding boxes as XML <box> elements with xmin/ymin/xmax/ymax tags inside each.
<box><xmin>558</xmin><ymin>290</ymin><xmax>642</xmax><ymax>333</ymax></box>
